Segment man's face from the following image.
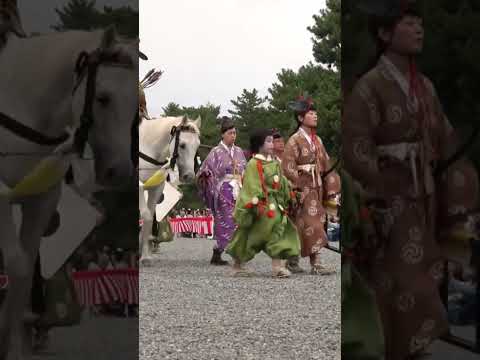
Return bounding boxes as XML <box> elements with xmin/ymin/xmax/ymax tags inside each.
<box><xmin>273</xmin><ymin>137</ymin><xmax>285</xmax><ymax>153</ymax></box>
<box><xmin>380</xmin><ymin>15</ymin><xmax>424</xmax><ymax>56</ymax></box>
<box><xmin>222</xmin><ymin>128</ymin><xmax>237</xmax><ymax>146</ymax></box>
<box><xmin>299</xmin><ymin>110</ymin><xmax>318</xmax><ymax>128</ymax></box>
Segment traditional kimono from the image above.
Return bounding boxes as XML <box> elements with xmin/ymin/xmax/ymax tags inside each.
<box><xmin>197</xmin><ymin>142</ymin><xmax>247</xmax><ymax>251</ymax></box>
<box><xmin>342</xmin><ymin>55</ymin><xmax>479</xmax><ymax>359</ymax></box>
<box><xmin>226</xmin><ymin>154</ymin><xmax>300</xmax><ymax>262</ymax></box>
<box><xmin>282</xmin><ymin>127</ymin><xmax>341</xmax><ymax>258</ymax></box>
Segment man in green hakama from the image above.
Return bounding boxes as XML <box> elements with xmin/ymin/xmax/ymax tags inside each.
<box><xmin>226</xmin><ymin>128</ymin><xmax>300</xmax><ymax>278</ymax></box>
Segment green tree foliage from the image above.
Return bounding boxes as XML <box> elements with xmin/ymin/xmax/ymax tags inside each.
<box><xmin>53</xmin><ymin>0</ymin><xmax>138</xmax><ymax>38</ymax></box>
<box><xmin>162</xmin><ymin>102</ymin><xmax>183</xmax><ymax>116</ymax></box>
<box><xmin>341</xmin><ymin>1</ymin><xmax>374</xmax><ymax>89</ymax></box>
<box><xmin>162</xmin><ymin>102</ymin><xmax>221</xmax><ymax>150</ymax></box>
<box><xmin>268</xmin><ymin>64</ymin><xmax>341</xmax><ymax>156</ymax></box>
<box><xmin>228</xmin><ymin>89</ymin><xmax>269</xmax><ymax>148</ymax></box>
<box><xmin>308</xmin><ymin>0</ymin><xmax>341</xmax><ymax>69</ymax></box>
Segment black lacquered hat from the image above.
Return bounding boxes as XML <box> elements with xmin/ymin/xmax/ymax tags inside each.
<box><xmin>287</xmin><ymin>92</ymin><xmax>316</xmax><ymax>116</ymax></box>
<box><xmin>356</xmin><ymin>0</ymin><xmax>423</xmax><ymax>17</ymax></box>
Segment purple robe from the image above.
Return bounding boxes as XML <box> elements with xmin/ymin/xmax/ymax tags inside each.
<box><xmin>197</xmin><ymin>143</ymin><xmax>247</xmax><ymax>251</ymax></box>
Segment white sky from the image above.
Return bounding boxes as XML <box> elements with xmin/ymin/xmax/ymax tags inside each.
<box><xmin>140</xmin><ymin>0</ymin><xmax>325</xmax><ymax>116</ymax></box>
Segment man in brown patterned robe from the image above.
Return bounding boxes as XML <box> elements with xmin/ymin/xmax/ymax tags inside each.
<box><xmin>282</xmin><ymin>96</ymin><xmax>341</xmax><ymax>275</ymax></box>
<box><xmin>343</xmin><ymin>1</ymin><xmax>479</xmax><ymax>358</ymax></box>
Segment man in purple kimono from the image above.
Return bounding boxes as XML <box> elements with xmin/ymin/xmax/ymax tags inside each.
<box><xmin>197</xmin><ymin>117</ymin><xmax>247</xmax><ymax>265</ymax></box>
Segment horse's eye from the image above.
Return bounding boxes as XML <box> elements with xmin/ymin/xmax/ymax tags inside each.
<box><xmin>96</xmin><ymin>94</ymin><xmax>110</xmax><ymax>106</ymax></box>
<box><xmin>180</xmin><ymin>143</ymin><xmax>186</xmax><ymax>150</ymax></box>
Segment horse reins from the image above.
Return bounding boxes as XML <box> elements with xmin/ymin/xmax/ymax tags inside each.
<box><xmin>0</xmin><ymin>47</ymin><xmax>134</xmax><ymax>159</ymax></box>
<box><xmin>139</xmin><ymin>118</ymin><xmax>194</xmax><ymax>171</ymax></box>
<box><xmin>0</xmin><ymin>112</ymin><xmax>69</xmax><ymax>146</ymax></box>
<box><xmin>73</xmin><ymin>48</ymin><xmax>134</xmax><ymax>158</ymax></box>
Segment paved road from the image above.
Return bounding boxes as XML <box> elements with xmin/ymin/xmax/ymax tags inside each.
<box><xmin>140</xmin><ymin>237</ymin><xmax>341</xmax><ymax>360</ymax></box>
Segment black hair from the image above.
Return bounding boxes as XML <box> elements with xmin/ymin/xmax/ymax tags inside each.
<box><xmin>360</xmin><ymin>3</ymin><xmax>424</xmax><ymax>77</ymax></box>
<box><xmin>272</xmin><ymin>129</ymin><xmax>282</xmax><ymax>139</ymax></box>
<box><xmin>249</xmin><ymin>128</ymin><xmax>273</xmax><ymax>154</ymax></box>
<box><xmin>219</xmin><ymin>116</ymin><xmax>235</xmax><ymax>134</ymax></box>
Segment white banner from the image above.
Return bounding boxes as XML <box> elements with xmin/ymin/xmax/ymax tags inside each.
<box><xmin>39</xmin><ymin>184</ymin><xmax>99</xmax><ymax>279</ymax></box>
<box><xmin>153</xmin><ymin>181</ymin><xmax>182</xmax><ymax>222</ymax></box>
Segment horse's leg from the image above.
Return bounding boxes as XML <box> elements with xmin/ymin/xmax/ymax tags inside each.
<box><xmin>0</xmin><ymin>199</ymin><xmax>28</xmax><ymax>359</ymax></box>
<box><xmin>3</xmin><ymin>186</ymin><xmax>61</xmax><ymax>360</ymax></box>
<box><xmin>139</xmin><ymin>185</ymin><xmax>154</xmax><ymax>266</ymax></box>
<box><xmin>147</xmin><ymin>186</ymin><xmax>164</xmax><ymax>249</ymax></box>
<box><xmin>139</xmin><ymin>184</ymin><xmax>147</xmax><ymax>257</ymax></box>
<box><xmin>139</xmin><ymin>186</ymin><xmax>164</xmax><ymax>266</ymax></box>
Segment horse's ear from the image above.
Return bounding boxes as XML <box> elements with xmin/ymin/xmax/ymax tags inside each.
<box><xmin>193</xmin><ymin>116</ymin><xmax>202</xmax><ymax>129</ymax></box>
<box><xmin>101</xmin><ymin>25</ymin><xmax>117</xmax><ymax>49</ymax></box>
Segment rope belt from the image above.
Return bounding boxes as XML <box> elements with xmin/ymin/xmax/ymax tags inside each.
<box><xmin>377</xmin><ymin>142</ymin><xmax>421</xmax><ymax>195</ymax></box>
<box><xmin>297</xmin><ymin>164</ymin><xmax>322</xmax><ymax>187</ymax></box>
<box><xmin>219</xmin><ymin>174</ymin><xmax>242</xmax><ymax>200</ymax></box>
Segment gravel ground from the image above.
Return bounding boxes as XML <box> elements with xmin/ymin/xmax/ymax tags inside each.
<box><xmin>140</xmin><ymin>237</ymin><xmax>341</xmax><ymax>360</ymax></box>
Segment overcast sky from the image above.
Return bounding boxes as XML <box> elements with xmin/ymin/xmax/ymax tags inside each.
<box><xmin>140</xmin><ymin>0</ymin><xmax>325</xmax><ymax>116</ymax></box>
<box><xmin>17</xmin><ymin>0</ymin><xmax>324</xmax><ymax>117</ymax></box>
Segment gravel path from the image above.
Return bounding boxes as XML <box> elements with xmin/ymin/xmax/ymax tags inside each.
<box><xmin>140</xmin><ymin>237</ymin><xmax>341</xmax><ymax>360</ymax></box>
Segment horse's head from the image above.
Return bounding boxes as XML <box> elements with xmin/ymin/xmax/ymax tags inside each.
<box><xmin>72</xmin><ymin>26</ymin><xmax>138</xmax><ymax>188</ymax></box>
<box><xmin>169</xmin><ymin>116</ymin><xmax>201</xmax><ymax>183</ymax></box>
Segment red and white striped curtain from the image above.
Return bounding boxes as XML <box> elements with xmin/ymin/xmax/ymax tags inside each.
<box><xmin>168</xmin><ymin>216</ymin><xmax>213</xmax><ymax>235</ymax></box>
<box><xmin>72</xmin><ymin>269</ymin><xmax>138</xmax><ymax>306</ymax></box>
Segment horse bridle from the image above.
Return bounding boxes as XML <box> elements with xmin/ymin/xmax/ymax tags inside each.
<box><xmin>0</xmin><ymin>47</ymin><xmax>134</xmax><ymax>157</ymax></box>
<box><xmin>139</xmin><ymin>118</ymin><xmax>196</xmax><ymax>171</ymax></box>
<box><xmin>73</xmin><ymin>48</ymin><xmax>134</xmax><ymax>158</ymax></box>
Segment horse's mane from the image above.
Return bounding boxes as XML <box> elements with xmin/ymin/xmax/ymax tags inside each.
<box><xmin>140</xmin><ymin>116</ymin><xmax>201</xmax><ymax>145</ymax></box>
<box><xmin>150</xmin><ymin>116</ymin><xmax>201</xmax><ymax>136</ymax></box>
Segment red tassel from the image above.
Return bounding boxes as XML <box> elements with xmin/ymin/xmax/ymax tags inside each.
<box><xmin>267</xmin><ymin>210</ymin><xmax>275</xmax><ymax>218</ymax></box>
<box><xmin>245</xmin><ymin>203</ymin><xmax>253</xmax><ymax>209</ymax></box>
<box><xmin>258</xmin><ymin>202</ymin><xmax>265</xmax><ymax>215</ymax></box>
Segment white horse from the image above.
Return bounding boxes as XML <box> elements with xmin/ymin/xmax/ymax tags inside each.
<box><xmin>139</xmin><ymin>116</ymin><xmax>201</xmax><ymax>265</ymax></box>
<box><xmin>0</xmin><ymin>27</ymin><xmax>137</xmax><ymax>360</ymax></box>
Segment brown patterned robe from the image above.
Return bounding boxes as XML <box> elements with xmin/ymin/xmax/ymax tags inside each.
<box><xmin>282</xmin><ymin>128</ymin><xmax>341</xmax><ymax>258</ymax></box>
<box><xmin>343</xmin><ymin>56</ymin><xmax>479</xmax><ymax>359</ymax></box>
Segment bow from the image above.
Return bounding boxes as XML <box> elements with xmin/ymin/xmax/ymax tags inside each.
<box><xmin>322</xmin><ymin>158</ymin><xmax>341</xmax><ymax>180</ymax></box>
